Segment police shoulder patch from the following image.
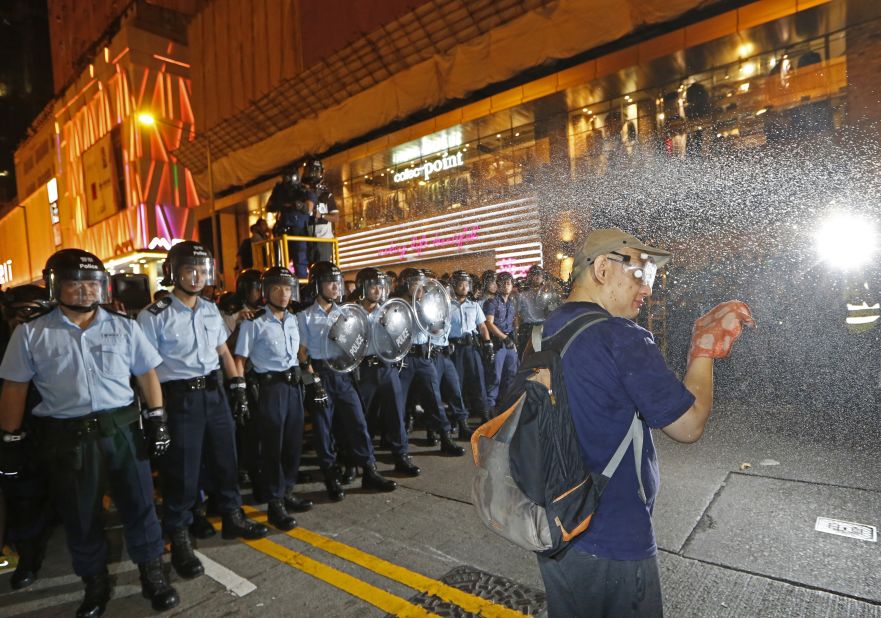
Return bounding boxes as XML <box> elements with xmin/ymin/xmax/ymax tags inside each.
<box><xmin>247</xmin><ymin>308</ymin><xmax>267</xmax><ymax>321</ymax></box>
<box><xmin>101</xmin><ymin>305</ymin><xmax>134</xmax><ymax>319</ymax></box>
<box><xmin>22</xmin><ymin>305</ymin><xmax>54</xmax><ymax>323</ymax></box>
<box><xmin>146</xmin><ymin>296</ymin><xmax>172</xmax><ymax>315</ymax></box>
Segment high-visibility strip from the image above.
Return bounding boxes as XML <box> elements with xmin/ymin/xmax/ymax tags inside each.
<box><xmin>242</xmin><ymin>506</ymin><xmax>527</xmax><ymax>618</ymax></box>
<box><xmin>211</xmin><ymin>519</ymin><xmax>437</xmax><ymax>617</ymax></box>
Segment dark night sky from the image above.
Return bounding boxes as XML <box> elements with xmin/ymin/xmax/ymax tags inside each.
<box><xmin>0</xmin><ymin>0</ymin><xmax>53</xmax><ymax>204</ymax></box>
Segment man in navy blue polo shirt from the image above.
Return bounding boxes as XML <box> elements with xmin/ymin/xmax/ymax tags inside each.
<box><xmin>539</xmin><ymin>228</ymin><xmax>754</xmax><ymax>617</ymax></box>
<box><xmin>483</xmin><ymin>271</ymin><xmax>519</xmax><ymax>413</ymax></box>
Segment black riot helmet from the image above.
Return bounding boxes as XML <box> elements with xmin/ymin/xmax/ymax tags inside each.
<box><xmin>160</xmin><ymin>241</ymin><xmax>216</xmax><ymax>294</ymax></box>
<box><xmin>43</xmin><ymin>249</ymin><xmax>111</xmax><ymax>313</ymax></box>
<box><xmin>299</xmin><ymin>158</ymin><xmax>324</xmax><ymax>185</ymax></box>
<box><xmin>450</xmin><ymin>270</ymin><xmax>471</xmax><ymax>296</ymax></box>
<box><xmin>526</xmin><ymin>264</ymin><xmax>546</xmax><ymax>288</ymax></box>
<box><xmin>309</xmin><ymin>261</ymin><xmax>343</xmax><ymax>303</ymax></box>
<box><xmin>218</xmin><ymin>291</ymin><xmax>244</xmax><ymax>315</ymax></box>
<box><xmin>355</xmin><ymin>267</ymin><xmax>390</xmax><ymax>305</ymax></box>
<box><xmin>236</xmin><ymin>269</ymin><xmax>262</xmax><ymax>306</ymax></box>
<box><xmin>397</xmin><ymin>267</ymin><xmax>426</xmax><ymax>297</ymax></box>
<box><xmin>261</xmin><ymin>266</ymin><xmax>299</xmax><ymax>310</ymax></box>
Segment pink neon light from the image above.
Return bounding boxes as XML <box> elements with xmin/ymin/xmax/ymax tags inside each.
<box><xmin>378</xmin><ymin>225</ymin><xmax>480</xmax><ymax>259</ymax></box>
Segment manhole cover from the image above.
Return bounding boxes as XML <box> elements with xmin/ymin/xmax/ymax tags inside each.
<box><xmin>389</xmin><ymin>565</ymin><xmax>546</xmax><ymax>617</ymax></box>
<box><xmin>815</xmin><ymin>517</ymin><xmax>877</xmax><ymax>542</ymax></box>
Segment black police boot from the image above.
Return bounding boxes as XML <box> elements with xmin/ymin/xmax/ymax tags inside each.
<box><xmin>324</xmin><ymin>467</ymin><xmax>346</xmax><ymax>502</ymax></box>
<box><xmin>425</xmin><ymin>429</ymin><xmax>439</xmax><ymax>446</ymax></box>
<box><xmin>138</xmin><ymin>558</ymin><xmax>180</xmax><ymax>612</ymax></box>
<box><xmin>189</xmin><ymin>508</ymin><xmax>216</xmax><ymax>540</ymax></box>
<box><xmin>339</xmin><ymin>463</ymin><xmax>358</xmax><ymax>485</ymax></box>
<box><xmin>284</xmin><ymin>490</ymin><xmax>314</xmax><ymax>513</ymax></box>
<box><xmin>393</xmin><ymin>454</ymin><xmax>421</xmax><ymax>477</ymax></box>
<box><xmin>456</xmin><ymin>419</ymin><xmax>473</xmax><ymax>441</ymax></box>
<box><xmin>170</xmin><ymin>529</ymin><xmax>204</xmax><ymax>580</ymax></box>
<box><xmin>10</xmin><ymin>539</ymin><xmax>43</xmax><ymax>590</ymax></box>
<box><xmin>439</xmin><ymin>432</ymin><xmax>466</xmax><ymax>456</ymax></box>
<box><xmin>76</xmin><ymin>570</ymin><xmax>111</xmax><ymax>618</ymax></box>
<box><xmin>267</xmin><ymin>499</ymin><xmax>297</xmax><ymax>531</ymax></box>
<box><xmin>222</xmin><ymin>508</ymin><xmax>270</xmax><ymax>540</ymax></box>
<box><xmin>361</xmin><ymin>464</ymin><xmax>397</xmax><ymax>492</ymax></box>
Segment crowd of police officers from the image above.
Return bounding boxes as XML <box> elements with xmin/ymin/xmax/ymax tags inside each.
<box><xmin>0</xmin><ymin>167</ymin><xmax>563</xmax><ymax>617</ymax></box>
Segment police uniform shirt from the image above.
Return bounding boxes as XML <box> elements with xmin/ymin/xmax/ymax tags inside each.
<box><xmin>296</xmin><ymin>301</ymin><xmax>343</xmax><ymax>360</ymax></box>
<box><xmin>483</xmin><ymin>295</ymin><xmax>516</xmax><ymax>335</ymax></box>
<box><xmin>517</xmin><ymin>290</ymin><xmax>544</xmax><ymax>324</ymax></box>
<box><xmin>0</xmin><ymin>307</ymin><xmax>162</xmax><ymax>419</ymax></box>
<box><xmin>450</xmin><ymin>298</ymin><xmax>486</xmax><ymax>338</ymax></box>
<box><xmin>235</xmin><ymin>309</ymin><xmax>300</xmax><ymax>373</ymax></box>
<box><xmin>137</xmin><ymin>294</ymin><xmax>230</xmax><ymax>382</ymax></box>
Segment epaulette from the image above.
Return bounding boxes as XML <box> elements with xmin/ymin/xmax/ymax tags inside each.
<box><xmin>247</xmin><ymin>308</ymin><xmax>267</xmax><ymax>321</ymax></box>
<box><xmin>101</xmin><ymin>305</ymin><xmax>134</xmax><ymax>319</ymax></box>
<box><xmin>146</xmin><ymin>296</ymin><xmax>172</xmax><ymax>315</ymax></box>
<box><xmin>22</xmin><ymin>304</ymin><xmax>54</xmax><ymax>323</ymax></box>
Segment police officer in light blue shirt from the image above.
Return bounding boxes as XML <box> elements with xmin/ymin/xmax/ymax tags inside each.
<box><xmin>448</xmin><ymin>270</ymin><xmax>495</xmax><ymax>423</ymax></box>
<box><xmin>0</xmin><ymin>249</ymin><xmax>178</xmax><ymax>616</ymax></box>
<box><xmin>234</xmin><ymin>266</ymin><xmax>313</xmax><ymax>531</ymax></box>
<box><xmin>395</xmin><ymin>268</ymin><xmax>466</xmax><ymax>456</ymax></box>
<box><xmin>297</xmin><ymin>261</ymin><xmax>397</xmax><ymax>501</ymax></box>
<box><xmin>137</xmin><ymin>241</ymin><xmax>268</xmax><ymax>583</ymax></box>
<box><xmin>428</xmin><ymin>294</ymin><xmax>472</xmax><ymax>441</ymax></box>
<box><xmin>483</xmin><ymin>271</ymin><xmax>520</xmax><ymax>413</ymax></box>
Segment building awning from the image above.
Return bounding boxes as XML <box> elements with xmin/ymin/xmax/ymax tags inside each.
<box><xmin>175</xmin><ymin>0</ymin><xmax>727</xmax><ymax>195</ymax></box>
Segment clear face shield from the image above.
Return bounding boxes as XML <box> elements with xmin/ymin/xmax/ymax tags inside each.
<box><xmin>607</xmin><ymin>252</ymin><xmax>658</xmax><ymax>289</ymax></box>
<box><xmin>318</xmin><ymin>274</ymin><xmax>344</xmax><ymax>303</ymax></box>
<box><xmin>176</xmin><ymin>257</ymin><xmax>216</xmax><ymax>290</ymax></box>
<box><xmin>407</xmin><ymin>274</ymin><xmax>427</xmax><ymax>299</ymax></box>
<box><xmin>50</xmin><ymin>270</ymin><xmax>111</xmax><ymax>309</ymax></box>
<box><xmin>452</xmin><ymin>277</ymin><xmax>471</xmax><ymax>297</ymax></box>
<box><xmin>363</xmin><ymin>277</ymin><xmax>390</xmax><ymax>304</ymax></box>
<box><xmin>264</xmin><ymin>279</ymin><xmax>299</xmax><ymax>307</ymax></box>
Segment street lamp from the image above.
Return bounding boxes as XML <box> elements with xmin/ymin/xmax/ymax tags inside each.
<box><xmin>814</xmin><ymin>212</ymin><xmax>877</xmax><ymax>269</ymax></box>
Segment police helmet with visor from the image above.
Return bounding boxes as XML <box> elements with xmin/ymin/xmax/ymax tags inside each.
<box><xmin>161</xmin><ymin>241</ymin><xmax>216</xmax><ymax>293</ymax></box>
<box><xmin>451</xmin><ymin>270</ymin><xmax>471</xmax><ymax>295</ymax></box>
<box><xmin>309</xmin><ymin>261</ymin><xmax>343</xmax><ymax>303</ymax></box>
<box><xmin>261</xmin><ymin>266</ymin><xmax>299</xmax><ymax>309</ymax></box>
<box><xmin>43</xmin><ymin>249</ymin><xmax>111</xmax><ymax>312</ymax></box>
<box><xmin>236</xmin><ymin>269</ymin><xmax>262</xmax><ymax>304</ymax></box>
<box><xmin>356</xmin><ymin>267</ymin><xmax>390</xmax><ymax>304</ymax></box>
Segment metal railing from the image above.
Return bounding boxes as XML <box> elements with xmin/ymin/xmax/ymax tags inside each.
<box><xmin>252</xmin><ymin>235</ymin><xmax>340</xmax><ymax>281</ymax></box>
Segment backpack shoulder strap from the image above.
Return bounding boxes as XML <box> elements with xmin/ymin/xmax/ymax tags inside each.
<box><xmin>540</xmin><ymin>311</ymin><xmax>608</xmax><ymax>357</ymax></box>
<box><xmin>602</xmin><ymin>413</ymin><xmax>647</xmax><ymax>504</ymax></box>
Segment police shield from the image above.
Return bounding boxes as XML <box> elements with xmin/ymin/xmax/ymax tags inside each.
<box><xmin>411</xmin><ymin>278</ymin><xmax>451</xmax><ymax>337</ymax></box>
<box><xmin>372</xmin><ymin>298</ymin><xmax>414</xmax><ymax>363</ymax></box>
<box><xmin>321</xmin><ymin>303</ymin><xmax>370</xmax><ymax>373</ymax></box>
<box><xmin>534</xmin><ymin>281</ymin><xmax>563</xmax><ymax>320</ymax></box>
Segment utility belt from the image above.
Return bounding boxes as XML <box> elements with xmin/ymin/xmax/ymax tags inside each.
<box><xmin>450</xmin><ymin>332</ymin><xmax>477</xmax><ymax>347</ymax></box>
<box><xmin>35</xmin><ymin>404</ymin><xmax>140</xmax><ymax>442</ymax></box>
<box><xmin>408</xmin><ymin>344</ymin><xmax>450</xmax><ymax>359</ymax></box>
<box><xmin>360</xmin><ymin>355</ymin><xmax>404</xmax><ymax>370</ymax></box>
<box><xmin>163</xmin><ymin>371</ymin><xmax>222</xmax><ymax>393</ymax></box>
<box><xmin>256</xmin><ymin>366</ymin><xmax>302</xmax><ymax>385</ymax></box>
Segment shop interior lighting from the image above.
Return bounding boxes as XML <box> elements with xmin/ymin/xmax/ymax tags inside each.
<box><xmin>815</xmin><ymin>213</ymin><xmax>878</xmax><ymax>269</ymax></box>
<box><xmin>137</xmin><ymin>112</ymin><xmax>156</xmax><ymax>126</ymax></box>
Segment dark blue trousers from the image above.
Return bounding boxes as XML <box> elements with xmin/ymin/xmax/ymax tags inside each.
<box><xmin>314</xmin><ymin>367</ymin><xmax>375</xmax><ymax>470</ymax></box>
<box><xmin>45</xmin><ymin>423</ymin><xmax>163</xmax><ymax>576</ymax></box>
<box><xmin>398</xmin><ymin>355</ymin><xmax>452</xmax><ymax>434</ymax></box>
<box><xmin>358</xmin><ymin>362</ymin><xmax>409</xmax><ymax>456</ymax></box>
<box><xmin>160</xmin><ymin>385</ymin><xmax>241</xmax><ymax>533</ymax></box>
<box><xmin>431</xmin><ymin>352</ymin><xmax>468</xmax><ymax>422</ymax></box>
<box><xmin>451</xmin><ymin>344</ymin><xmax>489</xmax><ymax>419</ymax></box>
<box><xmin>487</xmin><ymin>346</ymin><xmax>519</xmax><ymax>413</ymax></box>
<box><xmin>257</xmin><ymin>380</ymin><xmax>305</xmax><ymax>499</ymax></box>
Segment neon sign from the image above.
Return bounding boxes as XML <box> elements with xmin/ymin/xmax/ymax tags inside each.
<box><xmin>393</xmin><ymin>152</ymin><xmax>464</xmax><ymax>183</ymax></box>
<box><xmin>148</xmin><ymin>237</ymin><xmax>186</xmax><ymax>250</ymax></box>
<box><xmin>0</xmin><ymin>260</ymin><xmax>12</xmax><ymax>285</ymax></box>
<box><xmin>378</xmin><ymin>225</ymin><xmax>480</xmax><ymax>259</ymax></box>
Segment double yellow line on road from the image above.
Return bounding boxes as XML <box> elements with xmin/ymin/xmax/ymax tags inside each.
<box><xmin>223</xmin><ymin>505</ymin><xmax>526</xmax><ymax>617</ymax></box>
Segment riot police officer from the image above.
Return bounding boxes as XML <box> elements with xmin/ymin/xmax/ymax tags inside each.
<box><xmin>516</xmin><ymin>265</ymin><xmax>547</xmax><ymax>359</ymax></box>
<box><xmin>353</xmin><ymin>268</ymin><xmax>420</xmax><ymax>476</ymax></box>
<box><xmin>426</xmin><ymin>286</ymin><xmax>472</xmax><ymax>441</ymax></box>
<box><xmin>300</xmin><ymin>158</ymin><xmax>339</xmax><ymax>265</ymax></box>
<box><xmin>0</xmin><ymin>249</ymin><xmax>179</xmax><ymax>615</ymax></box>
<box><xmin>234</xmin><ymin>267</ymin><xmax>313</xmax><ymax>530</ymax></box>
<box><xmin>483</xmin><ymin>271</ymin><xmax>520</xmax><ymax>413</ymax></box>
<box><xmin>395</xmin><ymin>268</ymin><xmax>465</xmax><ymax>456</ymax></box>
<box><xmin>222</xmin><ymin>268</ymin><xmax>263</xmax><ymax>333</ymax></box>
<box><xmin>137</xmin><ymin>241</ymin><xmax>268</xmax><ymax>583</ymax></box>
<box><xmin>266</xmin><ymin>170</ymin><xmax>312</xmax><ymax>278</ymax></box>
<box><xmin>297</xmin><ymin>261</ymin><xmax>397</xmax><ymax>501</ymax></box>
<box><xmin>448</xmin><ymin>271</ymin><xmax>495</xmax><ymax>423</ymax></box>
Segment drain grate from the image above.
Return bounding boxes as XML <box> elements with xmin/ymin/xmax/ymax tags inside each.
<box><xmin>390</xmin><ymin>565</ymin><xmax>546</xmax><ymax>617</ymax></box>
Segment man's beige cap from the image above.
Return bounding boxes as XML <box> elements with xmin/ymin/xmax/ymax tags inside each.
<box><xmin>570</xmin><ymin>228</ymin><xmax>671</xmax><ymax>281</ymax></box>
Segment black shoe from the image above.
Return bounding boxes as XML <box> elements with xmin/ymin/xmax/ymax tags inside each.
<box><xmin>170</xmin><ymin>529</ymin><xmax>204</xmax><ymax>580</ymax></box>
<box><xmin>10</xmin><ymin>539</ymin><xmax>43</xmax><ymax>590</ymax></box>
<box><xmin>138</xmin><ymin>558</ymin><xmax>180</xmax><ymax>612</ymax></box>
<box><xmin>189</xmin><ymin>510</ymin><xmax>216</xmax><ymax>539</ymax></box>
<box><xmin>456</xmin><ymin>419</ymin><xmax>473</xmax><ymax>441</ymax></box>
<box><xmin>76</xmin><ymin>570</ymin><xmax>111</xmax><ymax>618</ymax></box>
<box><xmin>267</xmin><ymin>499</ymin><xmax>298</xmax><ymax>531</ymax></box>
<box><xmin>361</xmin><ymin>464</ymin><xmax>397</xmax><ymax>492</ymax></box>
<box><xmin>284</xmin><ymin>491</ymin><xmax>314</xmax><ymax>513</ymax></box>
<box><xmin>339</xmin><ymin>464</ymin><xmax>358</xmax><ymax>485</ymax></box>
<box><xmin>439</xmin><ymin>432</ymin><xmax>466</xmax><ymax>456</ymax></box>
<box><xmin>425</xmin><ymin>429</ymin><xmax>439</xmax><ymax>446</ymax></box>
<box><xmin>324</xmin><ymin>468</ymin><xmax>346</xmax><ymax>502</ymax></box>
<box><xmin>393</xmin><ymin>454</ymin><xmax>421</xmax><ymax>476</ymax></box>
<box><xmin>222</xmin><ymin>508</ymin><xmax>270</xmax><ymax>540</ymax></box>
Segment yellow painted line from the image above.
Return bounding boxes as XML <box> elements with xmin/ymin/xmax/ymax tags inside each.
<box><xmin>210</xmin><ymin>520</ymin><xmax>438</xmax><ymax>617</ymax></box>
<box><xmin>242</xmin><ymin>506</ymin><xmax>527</xmax><ymax>618</ymax></box>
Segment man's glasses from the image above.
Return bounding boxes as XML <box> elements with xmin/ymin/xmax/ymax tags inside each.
<box><xmin>606</xmin><ymin>252</ymin><xmax>657</xmax><ymax>288</ymax></box>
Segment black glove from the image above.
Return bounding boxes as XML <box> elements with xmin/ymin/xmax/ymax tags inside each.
<box><xmin>448</xmin><ymin>342</ymin><xmax>456</xmax><ymax>355</ymax></box>
<box><xmin>141</xmin><ymin>407</ymin><xmax>171</xmax><ymax>457</ymax></box>
<box><xmin>0</xmin><ymin>429</ymin><xmax>27</xmax><ymax>479</ymax></box>
<box><xmin>304</xmin><ymin>374</ymin><xmax>329</xmax><ymax>410</ymax></box>
<box><xmin>481</xmin><ymin>340</ymin><xmax>496</xmax><ymax>365</ymax></box>
<box><xmin>503</xmin><ymin>334</ymin><xmax>516</xmax><ymax>350</ymax></box>
<box><xmin>227</xmin><ymin>377</ymin><xmax>251</xmax><ymax>426</ymax></box>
